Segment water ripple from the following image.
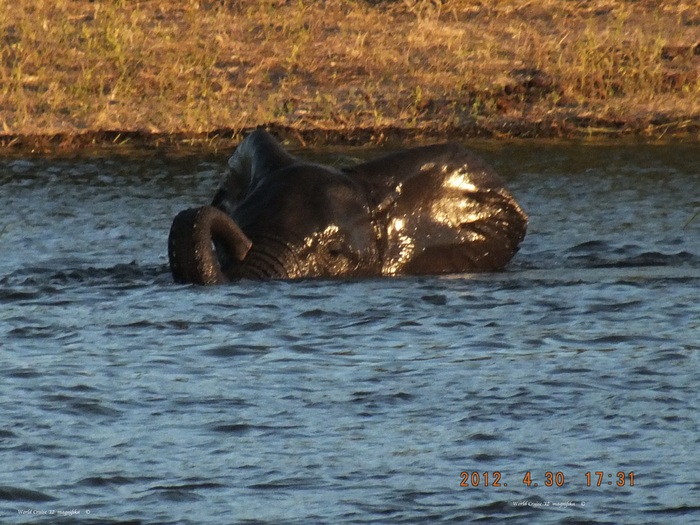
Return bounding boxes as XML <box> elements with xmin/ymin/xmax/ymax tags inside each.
<box><xmin>1</xmin><ymin>145</ymin><xmax>699</xmax><ymax>524</ymax></box>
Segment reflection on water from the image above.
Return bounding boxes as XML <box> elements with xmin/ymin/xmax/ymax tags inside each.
<box><xmin>1</xmin><ymin>142</ymin><xmax>699</xmax><ymax>524</ymax></box>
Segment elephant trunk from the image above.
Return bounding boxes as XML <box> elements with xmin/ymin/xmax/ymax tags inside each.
<box><xmin>168</xmin><ymin>206</ymin><xmax>252</xmax><ymax>285</ymax></box>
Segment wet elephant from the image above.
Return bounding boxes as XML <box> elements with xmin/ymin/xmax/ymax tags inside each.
<box><xmin>168</xmin><ymin>129</ymin><xmax>527</xmax><ymax>284</ymax></box>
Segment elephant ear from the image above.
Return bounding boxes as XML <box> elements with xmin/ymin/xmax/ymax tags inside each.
<box><xmin>345</xmin><ymin>143</ymin><xmax>527</xmax><ymax>275</ymax></box>
<box><xmin>212</xmin><ymin>129</ymin><xmax>297</xmax><ymax>214</ymax></box>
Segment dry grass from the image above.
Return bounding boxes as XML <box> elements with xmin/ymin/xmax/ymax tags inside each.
<box><xmin>1</xmin><ymin>0</ymin><xmax>699</xmax><ymax>148</ymax></box>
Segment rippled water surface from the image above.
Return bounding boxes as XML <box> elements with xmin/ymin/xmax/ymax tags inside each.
<box><xmin>1</xmin><ymin>142</ymin><xmax>699</xmax><ymax>524</ymax></box>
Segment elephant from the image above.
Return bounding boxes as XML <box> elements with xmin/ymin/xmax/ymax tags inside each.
<box><xmin>168</xmin><ymin>129</ymin><xmax>527</xmax><ymax>284</ymax></box>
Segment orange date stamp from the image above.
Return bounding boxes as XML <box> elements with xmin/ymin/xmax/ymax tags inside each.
<box><xmin>459</xmin><ymin>471</ymin><xmax>635</xmax><ymax>488</ymax></box>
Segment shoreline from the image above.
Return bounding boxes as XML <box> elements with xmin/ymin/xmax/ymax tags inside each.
<box><xmin>2</xmin><ymin>0</ymin><xmax>698</xmax><ymax>152</ymax></box>
<box><xmin>2</xmin><ymin>117</ymin><xmax>698</xmax><ymax>153</ymax></box>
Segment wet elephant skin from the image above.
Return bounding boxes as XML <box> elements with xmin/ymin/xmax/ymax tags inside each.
<box><xmin>168</xmin><ymin>129</ymin><xmax>527</xmax><ymax>284</ymax></box>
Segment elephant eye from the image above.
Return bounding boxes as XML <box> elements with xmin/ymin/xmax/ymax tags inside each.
<box><xmin>327</xmin><ymin>241</ymin><xmax>345</xmax><ymax>259</ymax></box>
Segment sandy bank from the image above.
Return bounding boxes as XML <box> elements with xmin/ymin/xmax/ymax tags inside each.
<box><xmin>2</xmin><ymin>0</ymin><xmax>698</xmax><ymax>150</ymax></box>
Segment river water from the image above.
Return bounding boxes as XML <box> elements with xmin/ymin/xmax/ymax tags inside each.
<box><xmin>1</xmin><ymin>141</ymin><xmax>699</xmax><ymax>524</ymax></box>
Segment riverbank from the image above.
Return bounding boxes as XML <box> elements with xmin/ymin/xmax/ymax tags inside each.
<box><xmin>1</xmin><ymin>0</ymin><xmax>698</xmax><ymax>150</ymax></box>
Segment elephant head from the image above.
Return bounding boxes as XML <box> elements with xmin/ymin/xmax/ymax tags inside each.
<box><xmin>168</xmin><ymin>129</ymin><xmax>527</xmax><ymax>284</ymax></box>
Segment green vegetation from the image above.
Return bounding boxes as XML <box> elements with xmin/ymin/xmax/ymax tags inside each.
<box><xmin>1</xmin><ymin>0</ymin><xmax>698</xmax><ymax>148</ymax></box>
